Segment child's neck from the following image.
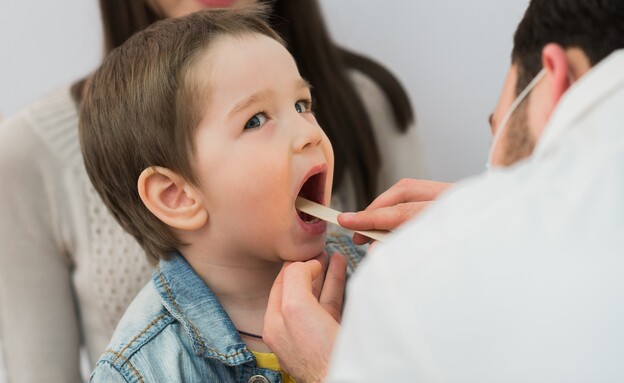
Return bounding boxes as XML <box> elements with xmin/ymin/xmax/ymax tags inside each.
<box><xmin>185</xmin><ymin>253</ymin><xmax>281</xmax><ymax>353</ymax></box>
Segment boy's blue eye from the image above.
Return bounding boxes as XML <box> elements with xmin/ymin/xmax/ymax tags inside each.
<box><xmin>295</xmin><ymin>100</ymin><xmax>311</xmax><ymax>113</ymax></box>
<box><xmin>244</xmin><ymin>113</ymin><xmax>267</xmax><ymax>130</ymax></box>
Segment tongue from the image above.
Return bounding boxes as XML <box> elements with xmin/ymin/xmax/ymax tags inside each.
<box><xmin>297</xmin><ymin>209</ymin><xmax>317</xmax><ymax>223</ymax></box>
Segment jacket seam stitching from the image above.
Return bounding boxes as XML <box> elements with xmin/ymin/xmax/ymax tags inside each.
<box><xmin>111</xmin><ymin>313</ymin><xmax>168</xmax><ymax>364</ymax></box>
<box><xmin>157</xmin><ymin>265</ymin><xmax>250</xmax><ymax>360</ymax></box>
<box><xmin>106</xmin><ymin>352</ymin><xmax>145</xmax><ymax>383</ymax></box>
<box><xmin>157</xmin><ymin>266</ymin><xmax>209</xmax><ymax>354</ymax></box>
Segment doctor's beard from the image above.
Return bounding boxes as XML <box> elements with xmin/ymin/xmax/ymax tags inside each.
<box><xmin>500</xmin><ymin>99</ymin><xmax>536</xmax><ymax>166</ymax></box>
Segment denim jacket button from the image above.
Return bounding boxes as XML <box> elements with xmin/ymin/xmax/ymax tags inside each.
<box><xmin>248</xmin><ymin>375</ymin><xmax>270</xmax><ymax>383</ymax></box>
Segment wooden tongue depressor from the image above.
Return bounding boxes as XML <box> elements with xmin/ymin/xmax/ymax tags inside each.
<box><xmin>295</xmin><ymin>197</ymin><xmax>390</xmax><ymax>242</ymax></box>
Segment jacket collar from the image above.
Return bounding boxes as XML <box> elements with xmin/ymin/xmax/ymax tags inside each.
<box><xmin>533</xmin><ymin>49</ymin><xmax>624</xmax><ymax>160</ymax></box>
<box><xmin>153</xmin><ymin>251</ymin><xmax>254</xmax><ymax>366</ymax></box>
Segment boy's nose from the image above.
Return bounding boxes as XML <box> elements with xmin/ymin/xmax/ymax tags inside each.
<box><xmin>292</xmin><ymin>118</ymin><xmax>323</xmax><ymax>153</ymax></box>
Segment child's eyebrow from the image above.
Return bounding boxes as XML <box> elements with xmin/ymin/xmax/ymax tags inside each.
<box><xmin>228</xmin><ymin>89</ymin><xmax>274</xmax><ymax>118</ymax></box>
<box><xmin>227</xmin><ymin>78</ymin><xmax>312</xmax><ymax>118</ymax></box>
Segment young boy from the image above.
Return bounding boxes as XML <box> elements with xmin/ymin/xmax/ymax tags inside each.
<box><xmin>80</xmin><ymin>7</ymin><xmax>364</xmax><ymax>383</ymax></box>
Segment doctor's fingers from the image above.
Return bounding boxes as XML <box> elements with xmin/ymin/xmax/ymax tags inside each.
<box><xmin>264</xmin><ymin>260</ymin><xmax>339</xmax><ymax>382</ymax></box>
<box><xmin>310</xmin><ymin>251</ymin><xmax>330</xmax><ymax>301</ymax></box>
<box><xmin>264</xmin><ymin>259</ymin><xmax>322</xmax><ymax>336</ymax></box>
<box><xmin>339</xmin><ymin>202</ymin><xmax>430</xmax><ymax>245</ymax></box>
<box><xmin>367</xmin><ymin>178</ymin><xmax>452</xmax><ymax>211</ymax></box>
<box><xmin>319</xmin><ymin>252</ymin><xmax>347</xmax><ymax>322</ymax></box>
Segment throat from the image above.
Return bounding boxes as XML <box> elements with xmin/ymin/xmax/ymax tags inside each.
<box><xmin>187</xmin><ymin>255</ymin><xmax>281</xmax><ymax>299</ymax></box>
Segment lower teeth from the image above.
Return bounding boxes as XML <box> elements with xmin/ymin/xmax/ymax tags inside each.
<box><xmin>297</xmin><ymin>210</ymin><xmax>318</xmax><ymax>223</ymax></box>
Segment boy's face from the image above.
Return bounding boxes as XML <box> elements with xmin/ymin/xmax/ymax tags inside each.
<box><xmin>192</xmin><ymin>33</ymin><xmax>334</xmax><ymax>263</ymax></box>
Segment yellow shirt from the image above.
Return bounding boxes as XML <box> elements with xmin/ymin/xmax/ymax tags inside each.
<box><xmin>252</xmin><ymin>351</ymin><xmax>296</xmax><ymax>383</ymax></box>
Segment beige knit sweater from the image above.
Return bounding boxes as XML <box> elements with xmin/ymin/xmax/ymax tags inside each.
<box><xmin>0</xmin><ymin>71</ymin><xmax>427</xmax><ymax>382</ymax></box>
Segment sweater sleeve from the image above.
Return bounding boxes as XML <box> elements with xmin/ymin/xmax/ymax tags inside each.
<box><xmin>0</xmin><ymin>111</ymin><xmax>82</xmax><ymax>382</ymax></box>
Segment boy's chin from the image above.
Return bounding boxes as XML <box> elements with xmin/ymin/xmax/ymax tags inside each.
<box><xmin>286</xmin><ymin>240</ymin><xmax>326</xmax><ymax>262</ymax></box>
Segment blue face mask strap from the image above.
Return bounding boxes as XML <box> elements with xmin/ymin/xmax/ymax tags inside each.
<box><xmin>487</xmin><ymin>68</ymin><xmax>547</xmax><ymax>171</ymax></box>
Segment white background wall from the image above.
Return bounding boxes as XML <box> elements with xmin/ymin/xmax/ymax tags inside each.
<box><xmin>0</xmin><ymin>0</ymin><xmax>529</xmax><ymax>182</ymax></box>
<box><xmin>318</xmin><ymin>0</ymin><xmax>530</xmax><ymax>180</ymax></box>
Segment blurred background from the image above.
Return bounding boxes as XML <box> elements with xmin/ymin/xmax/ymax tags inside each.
<box><xmin>0</xmin><ymin>0</ymin><xmax>529</xmax><ymax>182</ymax></box>
<box><xmin>0</xmin><ymin>1</ymin><xmax>529</xmax><ymax>380</ymax></box>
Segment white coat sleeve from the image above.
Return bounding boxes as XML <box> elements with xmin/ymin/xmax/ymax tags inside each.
<box><xmin>326</xmin><ymin>239</ymin><xmax>443</xmax><ymax>383</ymax></box>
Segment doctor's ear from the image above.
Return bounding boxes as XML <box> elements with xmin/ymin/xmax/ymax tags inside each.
<box><xmin>541</xmin><ymin>43</ymin><xmax>573</xmax><ymax>107</ymax></box>
<box><xmin>137</xmin><ymin>166</ymin><xmax>208</xmax><ymax>231</ymax></box>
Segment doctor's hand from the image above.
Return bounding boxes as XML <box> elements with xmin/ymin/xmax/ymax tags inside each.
<box><xmin>338</xmin><ymin>178</ymin><xmax>451</xmax><ymax>245</ymax></box>
<box><xmin>263</xmin><ymin>252</ymin><xmax>347</xmax><ymax>383</ymax></box>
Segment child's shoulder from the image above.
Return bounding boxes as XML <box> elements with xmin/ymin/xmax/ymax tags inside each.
<box><xmin>91</xmin><ymin>282</ymin><xmax>179</xmax><ymax>379</ymax></box>
<box><xmin>97</xmin><ymin>282</ymin><xmax>175</xmax><ymax>356</ymax></box>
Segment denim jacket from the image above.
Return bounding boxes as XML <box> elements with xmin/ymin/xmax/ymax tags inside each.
<box><xmin>90</xmin><ymin>235</ymin><xmax>365</xmax><ymax>383</ymax></box>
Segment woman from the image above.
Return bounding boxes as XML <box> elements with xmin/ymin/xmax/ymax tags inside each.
<box><xmin>0</xmin><ymin>1</ymin><xmax>426</xmax><ymax>381</ymax></box>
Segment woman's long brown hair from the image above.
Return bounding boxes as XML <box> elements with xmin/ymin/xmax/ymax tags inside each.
<box><xmin>73</xmin><ymin>0</ymin><xmax>415</xmax><ymax>209</ymax></box>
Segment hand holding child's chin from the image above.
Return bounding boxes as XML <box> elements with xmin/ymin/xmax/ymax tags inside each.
<box><xmin>264</xmin><ymin>252</ymin><xmax>347</xmax><ymax>383</ymax></box>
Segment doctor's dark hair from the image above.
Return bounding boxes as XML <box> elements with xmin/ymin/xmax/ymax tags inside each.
<box><xmin>80</xmin><ymin>8</ymin><xmax>284</xmax><ymax>262</ymax></box>
<box><xmin>512</xmin><ymin>0</ymin><xmax>624</xmax><ymax>95</ymax></box>
<box><xmin>74</xmin><ymin>0</ymin><xmax>415</xmax><ymax>209</ymax></box>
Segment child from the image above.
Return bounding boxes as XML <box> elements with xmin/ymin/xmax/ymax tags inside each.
<box><xmin>80</xmin><ymin>6</ymin><xmax>364</xmax><ymax>383</ymax></box>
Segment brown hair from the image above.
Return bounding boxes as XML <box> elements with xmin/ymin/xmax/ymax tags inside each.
<box><xmin>79</xmin><ymin>8</ymin><xmax>283</xmax><ymax>262</ymax></box>
<box><xmin>75</xmin><ymin>0</ymin><xmax>415</xmax><ymax>209</ymax></box>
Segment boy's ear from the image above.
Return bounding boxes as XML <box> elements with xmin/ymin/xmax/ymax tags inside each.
<box><xmin>138</xmin><ymin>166</ymin><xmax>208</xmax><ymax>231</ymax></box>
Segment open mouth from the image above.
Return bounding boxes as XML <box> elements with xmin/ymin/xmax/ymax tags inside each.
<box><xmin>295</xmin><ymin>169</ymin><xmax>326</xmax><ymax>223</ymax></box>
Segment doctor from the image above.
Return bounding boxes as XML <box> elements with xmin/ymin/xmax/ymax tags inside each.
<box><xmin>262</xmin><ymin>0</ymin><xmax>624</xmax><ymax>381</ymax></box>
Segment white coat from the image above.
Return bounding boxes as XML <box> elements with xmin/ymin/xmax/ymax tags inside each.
<box><xmin>328</xmin><ymin>50</ymin><xmax>624</xmax><ymax>382</ymax></box>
